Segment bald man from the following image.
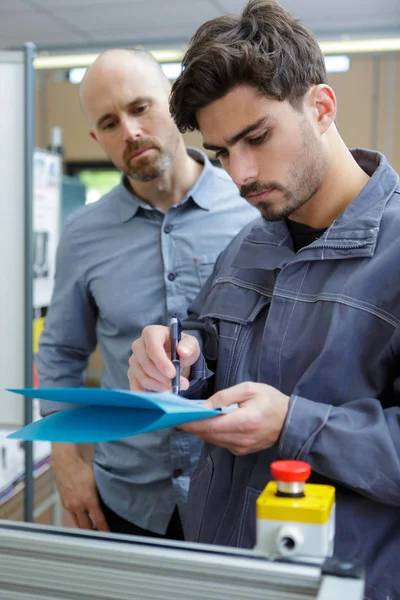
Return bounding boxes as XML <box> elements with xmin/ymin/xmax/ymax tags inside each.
<box><xmin>37</xmin><ymin>49</ymin><xmax>257</xmax><ymax>538</ymax></box>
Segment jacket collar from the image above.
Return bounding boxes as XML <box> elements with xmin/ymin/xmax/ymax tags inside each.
<box><xmin>232</xmin><ymin>149</ymin><xmax>399</xmax><ymax>270</ymax></box>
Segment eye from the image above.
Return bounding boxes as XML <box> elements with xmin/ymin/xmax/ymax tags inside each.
<box><xmin>214</xmin><ymin>148</ymin><xmax>228</xmax><ymax>160</ymax></box>
<box><xmin>247</xmin><ymin>131</ymin><xmax>269</xmax><ymax>145</ymax></box>
<box><xmin>102</xmin><ymin>120</ymin><xmax>117</xmax><ymax>131</ymax></box>
<box><xmin>130</xmin><ymin>104</ymin><xmax>149</xmax><ymax>115</ymax></box>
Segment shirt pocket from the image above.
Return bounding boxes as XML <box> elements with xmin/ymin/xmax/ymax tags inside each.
<box><xmin>177</xmin><ymin>253</ymin><xmax>220</xmax><ymax>307</ymax></box>
<box><xmin>194</xmin><ymin>253</ymin><xmax>220</xmax><ymax>287</ymax></box>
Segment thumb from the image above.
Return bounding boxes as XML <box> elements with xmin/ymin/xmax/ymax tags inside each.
<box><xmin>177</xmin><ymin>333</ymin><xmax>200</xmax><ymax>366</ymax></box>
<box><xmin>207</xmin><ymin>383</ymin><xmax>252</xmax><ymax>409</ymax></box>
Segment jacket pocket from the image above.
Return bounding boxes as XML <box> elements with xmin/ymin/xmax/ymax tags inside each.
<box><xmin>199</xmin><ymin>280</ymin><xmax>271</xmax><ymax>388</ymax></box>
<box><xmin>184</xmin><ymin>455</ymin><xmax>214</xmax><ymax>542</ymax></box>
<box><xmin>236</xmin><ymin>486</ymin><xmax>261</xmax><ymax>549</ymax></box>
<box><xmin>199</xmin><ymin>278</ymin><xmax>271</xmax><ymax>324</ymax></box>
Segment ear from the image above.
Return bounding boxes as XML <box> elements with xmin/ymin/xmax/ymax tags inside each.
<box><xmin>307</xmin><ymin>85</ymin><xmax>337</xmax><ymax>135</ymax></box>
<box><xmin>89</xmin><ymin>130</ymin><xmax>98</xmax><ymax>143</ymax></box>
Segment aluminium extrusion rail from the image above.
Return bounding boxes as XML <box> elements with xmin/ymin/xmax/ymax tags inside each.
<box><xmin>0</xmin><ymin>520</ymin><xmax>364</xmax><ymax>600</ymax></box>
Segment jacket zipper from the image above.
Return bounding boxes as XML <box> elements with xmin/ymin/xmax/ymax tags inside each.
<box><xmin>297</xmin><ymin>240</ymin><xmax>370</xmax><ymax>253</ymax></box>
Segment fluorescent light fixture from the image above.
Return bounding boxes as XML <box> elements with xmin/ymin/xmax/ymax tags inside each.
<box><xmin>32</xmin><ymin>37</ymin><xmax>400</xmax><ymax>71</ymax></box>
<box><xmin>151</xmin><ymin>50</ymin><xmax>185</xmax><ymax>63</ymax></box>
<box><xmin>68</xmin><ymin>63</ymin><xmax>182</xmax><ymax>84</ymax></box>
<box><xmin>160</xmin><ymin>62</ymin><xmax>182</xmax><ymax>79</ymax></box>
<box><xmin>68</xmin><ymin>67</ymin><xmax>87</xmax><ymax>84</ymax></box>
<box><xmin>319</xmin><ymin>38</ymin><xmax>400</xmax><ymax>54</ymax></box>
<box><xmin>35</xmin><ymin>53</ymin><xmax>98</xmax><ymax>69</ymax></box>
<box><xmin>324</xmin><ymin>55</ymin><xmax>350</xmax><ymax>73</ymax></box>
<box><xmin>34</xmin><ymin>49</ymin><xmax>185</xmax><ymax>70</ymax></box>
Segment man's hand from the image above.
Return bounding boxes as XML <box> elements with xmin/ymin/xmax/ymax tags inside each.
<box><xmin>128</xmin><ymin>325</ymin><xmax>200</xmax><ymax>391</ymax></box>
<box><xmin>51</xmin><ymin>443</ymin><xmax>109</xmax><ymax>532</ymax></box>
<box><xmin>180</xmin><ymin>382</ymin><xmax>290</xmax><ymax>455</ymax></box>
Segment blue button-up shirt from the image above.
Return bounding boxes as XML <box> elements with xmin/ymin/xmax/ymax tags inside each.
<box><xmin>38</xmin><ymin>148</ymin><xmax>258</xmax><ymax>533</ymax></box>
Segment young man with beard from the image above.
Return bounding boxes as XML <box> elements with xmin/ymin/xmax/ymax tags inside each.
<box><xmin>37</xmin><ymin>48</ymin><xmax>257</xmax><ymax>539</ymax></box>
<box><xmin>127</xmin><ymin>2</ymin><xmax>400</xmax><ymax>598</ymax></box>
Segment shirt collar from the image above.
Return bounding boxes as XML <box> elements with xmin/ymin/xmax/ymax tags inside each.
<box><xmin>117</xmin><ymin>177</ymin><xmax>142</xmax><ymax>222</ymax></box>
<box><xmin>117</xmin><ymin>147</ymin><xmax>217</xmax><ymax>222</ymax></box>
<box><xmin>182</xmin><ymin>147</ymin><xmax>217</xmax><ymax>211</ymax></box>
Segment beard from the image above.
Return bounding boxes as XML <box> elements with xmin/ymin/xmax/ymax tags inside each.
<box><xmin>124</xmin><ymin>149</ymin><xmax>174</xmax><ymax>182</ymax></box>
<box><xmin>122</xmin><ymin>131</ymin><xmax>179</xmax><ymax>183</ymax></box>
<box><xmin>240</xmin><ymin>119</ymin><xmax>327</xmax><ymax>222</ymax></box>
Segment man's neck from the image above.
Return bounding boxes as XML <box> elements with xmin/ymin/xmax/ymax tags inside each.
<box><xmin>290</xmin><ymin>135</ymin><xmax>371</xmax><ymax>229</ymax></box>
<box><xmin>126</xmin><ymin>141</ymin><xmax>204</xmax><ymax>212</ymax></box>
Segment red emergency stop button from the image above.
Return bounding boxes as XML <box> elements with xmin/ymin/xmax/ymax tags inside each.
<box><xmin>271</xmin><ymin>460</ymin><xmax>311</xmax><ymax>483</ymax></box>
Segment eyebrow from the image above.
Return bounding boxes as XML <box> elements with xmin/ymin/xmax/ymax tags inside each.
<box><xmin>203</xmin><ymin>116</ymin><xmax>272</xmax><ymax>152</ymax></box>
<box><xmin>96</xmin><ymin>96</ymin><xmax>152</xmax><ymax>129</ymax></box>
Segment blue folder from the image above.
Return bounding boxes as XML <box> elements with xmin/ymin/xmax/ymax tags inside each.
<box><xmin>6</xmin><ymin>388</ymin><xmax>219</xmax><ymax>443</ymax></box>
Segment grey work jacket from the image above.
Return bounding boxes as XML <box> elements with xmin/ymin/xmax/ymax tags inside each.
<box><xmin>184</xmin><ymin>150</ymin><xmax>400</xmax><ymax>600</ymax></box>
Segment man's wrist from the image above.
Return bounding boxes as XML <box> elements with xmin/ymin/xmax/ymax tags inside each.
<box><xmin>275</xmin><ymin>394</ymin><xmax>290</xmax><ymax>445</ymax></box>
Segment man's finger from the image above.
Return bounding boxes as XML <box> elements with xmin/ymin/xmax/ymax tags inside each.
<box><xmin>142</xmin><ymin>326</ymin><xmax>176</xmax><ymax>378</ymax></box>
<box><xmin>180</xmin><ymin>376</ymin><xmax>190</xmax><ymax>391</ymax></box>
<box><xmin>180</xmin><ymin>409</ymin><xmax>245</xmax><ymax>436</ymax></box>
<box><xmin>70</xmin><ymin>512</ymin><xmax>80</xmax><ymax>529</ymax></box>
<box><xmin>128</xmin><ymin>358</ymin><xmax>145</xmax><ymax>390</ymax></box>
<box><xmin>128</xmin><ymin>372</ymin><xmax>146</xmax><ymax>392</ymax></box>
<box><xmin>74</xmin><ymin>509</ymin><xmax>93</xmax><ymax>530</ymax></box>
<box><xmin>89</xmin><ymin>506</ymin><xmax>110</xmax><ymax>532</ymax></box>
<box><xmin>208</xmin><ymin>381</ymin><xmax>259</xmax><ymax>409</ymax></box>
<box><xmin>129</xmin><ymin>361</ymin><xmax>173</xmax><ymax>392</ymax></box>
<box><xmin>128</xmin><ymin>356</ymin><xmax>146</xmax><ymax>391</ymax></box>
<box><xmin>131</xmin><ymin>349</ymin><xmax>172</xmax><ymax>388</ymax></box>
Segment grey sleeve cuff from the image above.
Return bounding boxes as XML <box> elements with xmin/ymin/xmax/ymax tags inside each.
<box><xmin>40</xmin><ymin>395</ymin><xmax>80</xmax><ymax>417</ymax></box>
<box><xmin>40</xmin><ymin>400</ymin><xmax>80</xmax><ymax>417</ymax></box>
<box><xmin>181</xmin><ymin>353</ymin><xmax>214</xmax><ymax>399</ymax></box>
<box><xmin>278</xmin><ymin>394</ymin><xmax>332</xmax><ymax>460</ymax></box>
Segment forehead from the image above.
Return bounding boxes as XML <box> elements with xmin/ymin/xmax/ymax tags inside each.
<box><xmin>82</xmin><ymin>59</ymin><xmax>166</xmax><ymax>121</ymax></box>
<box><xmin>196</xmin><ymin>85</ymin><xmax>288</xmax><ymax>143</ymax></box>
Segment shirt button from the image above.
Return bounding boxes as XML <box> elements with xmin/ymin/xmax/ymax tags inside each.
<box><xmin>168</xmin><ymin>273</ymin><xmax>176</xmax><ymax>281</ymax></box>
<box><xmin>173</xmin><ymin>469</ymin><xmax>183</xmax><ymax>478</ymax></box>
<box><xmin>164</xmin><ymin>225</ymin><xmax>172</xmax><ymax>233</ymax></box>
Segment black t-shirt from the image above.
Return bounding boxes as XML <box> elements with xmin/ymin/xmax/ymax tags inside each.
<box><xmin>285</xmin><ymin>218</ymin><xmax>328</xmax><ymax>253</ymax></box>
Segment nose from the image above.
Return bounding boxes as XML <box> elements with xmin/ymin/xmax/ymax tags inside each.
<box><xmin>121</xmin><ymin>117</ymin><xmax>142</xmax><ymax>142</ymax></box>
<box><xmin>228</xmin><ymin>150</ymin><xmax>259</xmax><ymax>188</ymax></box>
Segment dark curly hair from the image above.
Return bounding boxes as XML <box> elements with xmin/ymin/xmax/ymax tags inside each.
<box><xmin>170</xmin><ymin>0</ymin><xmax>327</xmax><ymax>132</ymax></box>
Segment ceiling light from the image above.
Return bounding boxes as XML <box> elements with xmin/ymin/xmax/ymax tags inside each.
<box><xmin>34</xmin><ymin>49</ymin><xmax>185</xmax><ymax>70</ymax></box>
<box><xmin>33</xmin><ymin>37</ymin><xmax>400</xmax><ymax>71</ymax></box>
<box><xmin>324</xmin><ymin>55</ymin><xmax>350</xmax><ymax>73</ymax></box>
<box><xmin>160</xmin><ymin>62</ymin><xmax>183</xmax><ymax>79</ymax></box>
<box><xmin>67</xmin><ymin>62</ymin><xmax>183</xmax><ymax>84</ymax></box>
<box><xmin>68</xmin><ymin>67</ymin><xmax>87</xmax><ymax>84</ymax></box>
<box><xmin>319</xmin><ymin>38</ymin><xmax>400</xmax><ymax>54</ymax></box>
<box><xmin>35</xmin><ymin>53</ymin><xmax>98</xmax><ymax>69</ymax></box>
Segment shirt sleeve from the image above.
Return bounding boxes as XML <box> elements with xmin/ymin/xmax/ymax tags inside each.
<box><xmin>279</xmin><ymin>392</ymin><xmax>400</xmax><ymax>506</ymax></box>
<box><xmin>36</xmin><ymin>220</ymin><xmax>98</xmax><ymax>416</ymax></box>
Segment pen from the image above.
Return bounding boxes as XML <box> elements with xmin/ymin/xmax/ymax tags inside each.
<box><xmin>170</xmin><ymin>315</ymin><xmax>182</xmax><ymax>394</ymax></box>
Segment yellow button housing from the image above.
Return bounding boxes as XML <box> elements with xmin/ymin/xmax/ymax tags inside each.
<box><xmin>256</xmin><ymin>481</ymin><xmax>335</xmax><ymax>525</ymax></box>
